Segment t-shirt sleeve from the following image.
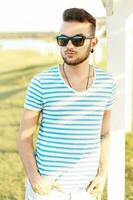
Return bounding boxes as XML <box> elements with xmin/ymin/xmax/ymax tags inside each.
<box><xmin>105</xmin><ymin>79</ymin><xmax>117</xmax><ymax>110</ymax></box>
<box><xmin>24</xmin><ymin>76</ymin><xmax>43</xmax><ymax>111</ymax></box>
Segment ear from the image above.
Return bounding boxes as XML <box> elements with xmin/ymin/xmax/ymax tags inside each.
<box><xmin>91</xmin><ymin>37</ymin><xmax>98</xmax><ymax>48</ymax></box>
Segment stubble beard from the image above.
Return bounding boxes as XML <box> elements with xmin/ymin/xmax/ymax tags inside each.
<box><xmin>61</xmin><ymin>48</ymin><xmax>90</xmax><ymax>66</ymax></box>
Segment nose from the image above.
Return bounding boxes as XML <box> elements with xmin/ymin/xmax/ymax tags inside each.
<box><xmin>66</xmin><ymin>39</ymin><xmax>74</xmax><ymax>48</ymax></box>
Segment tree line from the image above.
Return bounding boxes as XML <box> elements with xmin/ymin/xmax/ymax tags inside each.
<box><xmin>0</xmin><ymin>32</ymin><xmax>57</xmax><ymax>41</ymax></box>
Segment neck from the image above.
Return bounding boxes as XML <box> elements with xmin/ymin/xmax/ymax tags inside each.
<box><xmin>63</xmin><ymin>61</ymin><xmax>91</xmax><ymax>79</ymax></box>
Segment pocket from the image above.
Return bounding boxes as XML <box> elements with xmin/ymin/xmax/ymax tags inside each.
<box><xmin>35</xmin><ymin>191</ymin><xmax>52</xmax><ymax>200</ymax></box>
<box><xmin>35</xmin><ymin>189</ymin><xmax>61</xmax><ymax>200</ymax></box>
<box><xmin>25</xmin><ymin>178</ymin><xmax>60</xmax><ymax>200</ymax></box>
<box><xmin>26</xmin><ymin>179</ymin><xmax>46</xmax><ymax>200</ymax></box>
<box><xmin>85</xmin><ymin>190</ymin><xmax>97</xmax><ymax>200</ymax></box>
<box><xmin>25</xmin><ymin>178</ymin><xmax>36</xmax><ymax>200</ymax></box>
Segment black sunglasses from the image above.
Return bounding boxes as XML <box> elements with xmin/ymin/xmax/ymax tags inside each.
<box><xmin>56</xmin><ymin>34</ymin><xmax>94</xmax><ymax>47</ymax></box>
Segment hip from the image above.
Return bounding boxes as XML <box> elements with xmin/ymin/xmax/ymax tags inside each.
<box><xmin>25</xmin><ymin>178</ymin><xmax>100</xmax><ymax>200</ymax></box>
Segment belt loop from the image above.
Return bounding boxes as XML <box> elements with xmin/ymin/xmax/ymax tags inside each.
<box><xmin>69</xmin><ymin>192</ymin><xmax>71</xmax><ymax>200</ymax></box>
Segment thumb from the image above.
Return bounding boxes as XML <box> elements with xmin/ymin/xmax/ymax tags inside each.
<box><xmin>51</xmin><ymin>181</ymin><xmax>62</xmax><ymax>189</ymax></box>
<box><xmin>87</xmin><ymin>179</ymin><xmax>97</xmax><ymax>193</ymax></box>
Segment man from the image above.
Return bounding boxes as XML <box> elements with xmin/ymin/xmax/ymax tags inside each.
<box><xmin>18</xmin><ymin>8</ymin><xmax>117</xmax><ymax>200</ymax></box>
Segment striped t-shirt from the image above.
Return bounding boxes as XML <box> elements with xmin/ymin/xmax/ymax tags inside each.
<box><xmin>24</xmin><ymin>64</ymin><xmax>117</xmax><ymax>192</ymax></box>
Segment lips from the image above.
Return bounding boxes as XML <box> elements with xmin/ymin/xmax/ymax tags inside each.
<box><xmin>65</xmin><ymin>53</ymin><xmax>76</xmax><ymax>57</ymax></box>
<box><xmin>65</xmin><ymin>51</ymin><xmax>77</xmax><ymax>55</ymax></box>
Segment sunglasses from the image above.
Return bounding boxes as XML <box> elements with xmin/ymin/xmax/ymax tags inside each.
<box><xmin>56</xmin><ymin>34</ymin><xmax>94</xmax><ymax>47</ymax></box>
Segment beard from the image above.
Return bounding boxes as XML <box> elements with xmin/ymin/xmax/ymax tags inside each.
<box><xmin>61</xmin><ymin>48</ymin><xmax>90</xmax><ymax>65</ymax></box>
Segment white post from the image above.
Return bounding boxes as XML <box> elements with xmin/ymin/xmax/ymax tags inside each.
<box><xmin>102</xmin><ymin>0</ymin><xmax>133</xmax><ymax>200</ymax></box>
<box><xmin>125</xmin><ymin>13</ymin><xmax>133</xmax><ymax>132</ymax></box>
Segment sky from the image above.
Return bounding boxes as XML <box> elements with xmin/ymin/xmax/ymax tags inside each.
<box><xmin>0</xmin><ymin>0</ymin><xmax>106</xmax><ymax>32</ymax></box>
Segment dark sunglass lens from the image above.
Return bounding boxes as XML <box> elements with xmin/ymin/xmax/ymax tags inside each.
<box><xmin>72</xmin><ymin>36</ymin><xmax>85</xmax><ymax>46</ymax></box>
<box><xmin>57</xmin><ymin>36</ymin><xmax>68</xmax><ymax>46</ymax></box>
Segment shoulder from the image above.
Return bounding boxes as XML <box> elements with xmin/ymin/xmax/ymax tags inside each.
<box><xmin>94</xmin><ymin>66</ymin><xmax>118</xmax><ymax>96</ymax></box>
<box><xmin>31</xmin><ymin>64</ymin><xmax>58</xmax><ymax>83</ymax></box>
<box><xmin>95</xmin><ymin>66</ymin><xmax>113</xmax><ymax>78</ymax></box>
<box><xmin>95</xmin><ymin>66</ymin><xmax>116</xmax><ymax>84</ymax></box>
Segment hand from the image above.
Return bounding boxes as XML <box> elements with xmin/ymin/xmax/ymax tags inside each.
<box><xmin>29</xmin><ymin>174</ymin><xmax>62</xmax><ymax>196</ymax></box>
<box><xmin>86</xmin><ymin>174</ymin><xmax>107</xmax><ymax>198</ymax></box>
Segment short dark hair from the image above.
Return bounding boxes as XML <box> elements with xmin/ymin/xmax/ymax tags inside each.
<box><xmin>63</xmin><ymin>8</ymin><xmax>96</xmax><ymax>35</ymax></box>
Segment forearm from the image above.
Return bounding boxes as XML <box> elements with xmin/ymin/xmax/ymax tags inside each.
<box><xmin>18</xmin><ymin>137</ymin><xmax>39</xmax><ymax>181</ymax></box>
<box><xmin>97</xmin><ymin>132</ymin><xmax>111</xmax><ymax>177</ymax></box>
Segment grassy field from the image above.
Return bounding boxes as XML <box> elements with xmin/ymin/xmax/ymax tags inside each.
<box><xmin>125</xmin><ymin>132</ymin><xmax>133</xmax><ymax>200</ymax></box>
<box><xmin>0</xmin><ymin>49</ymin><xmax>132</xmax><ymax>200</ymax></box>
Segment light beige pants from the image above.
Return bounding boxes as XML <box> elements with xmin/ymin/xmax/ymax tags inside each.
<box><xmin>25</xmin><ymin>178</ymin><xmax>101</xmax><ymax>200</ymax></box>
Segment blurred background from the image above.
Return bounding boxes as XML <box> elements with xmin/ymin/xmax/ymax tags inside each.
<box><xmin>0</xmin><ymin>0</ymin><xmax>132</xmax><ymax>199</ymax></box>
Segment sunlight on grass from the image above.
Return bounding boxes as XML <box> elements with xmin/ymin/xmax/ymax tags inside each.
<box><xmin>125</xmin><ymin>132</ymin><xmax>133</xmax><ymax>200</ymax></box>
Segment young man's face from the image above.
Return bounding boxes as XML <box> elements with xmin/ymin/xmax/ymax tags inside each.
<box><xmin>58</xmin><ymin>21</ymin><xmax>97</xmax><ymax>65</ymax></box>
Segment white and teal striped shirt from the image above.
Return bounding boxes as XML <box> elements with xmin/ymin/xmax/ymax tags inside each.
<box><xmin>24</xmin><ymin>65</ymin><xmax>117</xmax><ymax>192</ymax></box>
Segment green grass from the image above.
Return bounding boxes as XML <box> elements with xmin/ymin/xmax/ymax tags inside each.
<box><xmin>0</xmin><ymin>49</ymin><xmax>131</xmax><ymax>200</ymax></box>
<box><xmin>125</xmin><ymin>132</ymin><xmax>133</xmax><ymax>200</ymax></box>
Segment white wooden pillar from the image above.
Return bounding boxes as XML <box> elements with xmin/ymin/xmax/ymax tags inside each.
<box><xmin>101</xmin><ymin>0</ymin><xmax>133</xmax><ymax>200</ymax></box>
<box><xmin>106</xmin><ymin>14</ymin><xmax>125</xmax><ymax>200</ymax></box>
<box><xmin>125</xmin><ymin>12</ymin><xmax>133</xmax><ymax>132</ymax></box>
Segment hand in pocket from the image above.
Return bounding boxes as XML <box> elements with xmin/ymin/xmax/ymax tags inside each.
<box><xmin>30</xmin><ymin>174</ymin><xmax>62</xmax><ymax>196</ymax></box>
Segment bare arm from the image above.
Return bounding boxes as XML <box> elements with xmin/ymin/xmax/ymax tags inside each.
<box><xmin>18</xmin><ymin>108</ymin><xmax>61</xmax><ymax>195</ymax></box>
<box><xmin>97</xmin><ymin>109</ymin><xmax>112</xmax><ymax>177</ymax></box>
<box><xmin>87</xmin><ymin>110</ymin><xmax>112</xmax><ymax>197</ymax></box>
<box><xmin>18</xmin><ymin>108</ymin><xmax>41</xmax><ymax>181</ymax></box>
